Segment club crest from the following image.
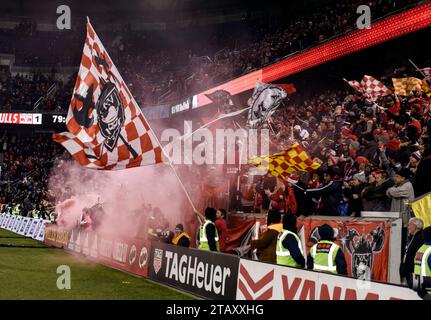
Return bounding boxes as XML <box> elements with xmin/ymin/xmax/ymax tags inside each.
<box><xmin>345</xmin><ymin>226</ymin><xmax>385</xmax><ymax>280</ymax></box>
<box><xmin>96</xmin><ymin>82</ymin><xmax>125</xmax><ymax>152</ymax></box>
<box><xmin>153</xmin><ymin>248</ymin><xmax>163</xmax><ymax>275</ymax></box>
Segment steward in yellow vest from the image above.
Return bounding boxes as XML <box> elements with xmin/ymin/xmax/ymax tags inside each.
<box><xmin>276</xmin><ymin>213</ymin><xmax>305</xmax><ymax>268</ymax></box>
<box><xmin>198</xmin><ymin>207</ymin><xmax>220</xmax><ymax>252</ymax></box>
<box><xmin>413</xmin><ymin>226</ymin><xmax>431</xmax><ymax>298</ymax></box>
<box><xmin>172</xmin><ymin>224</ymin><xmax>191</xmax><ymax>248</ymax></box>
<box><xmin>307</xmin><ymin>223</ymin><xmax>347</xmax><ymax>275</ymax></box>
<box><xmin>12</xmin><ymin>204</ymin><xmax>21</xmax><ymax>216</ymax></box>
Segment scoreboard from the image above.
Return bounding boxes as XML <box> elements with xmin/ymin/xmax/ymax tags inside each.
<box><xmin>0</xmin><ymin>112</ymin><xmax>67</xmax><ymax>130</ymax></box>
<box><xmin>44</xmin><ymin>114</ymin><xmax>68</xmax><ymax>126</ymax></box>
<box><xmin>0</xmin><ymin>112</ymin><xmax>43</xmax><ymax>125</ymax></box>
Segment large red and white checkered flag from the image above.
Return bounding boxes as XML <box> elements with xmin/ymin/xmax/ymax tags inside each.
<box><xmin>53</xmin><ymin>21</ymin><xmax>162</xmax><ymax>169</ymax></box>
<box><xmin>345</xmin><ymin>75</ymin><xmax>392</xmax><ymax>102</ymax></box>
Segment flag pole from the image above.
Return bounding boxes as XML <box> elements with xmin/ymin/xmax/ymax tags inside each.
<box><xmin>155</xmin><ymin>106</ymin><xmax>252</xmax><ymax>215</ymax></box>
<box><xmin>236</xmin><ymin>140</ymin><xmax>245</xmax><ymax>195</ymax></box>
<box><xmin>267</xmin><ymin>117</ymin><xmax>276</xmax><ymax>135</ymax></box>
<box><xmin>409</xmin><ymin>59</ymin><xmax>429</xmax><ymax>83</ymax></box>
<box><xmin>131</xmin><ymin>106</ymin><xmax>198</xmax><ymax>212</ymax></box>
<box><xmin>179</xmin><ymin>106</ymin><xmax>251</xmax><ymax>141</ymax></box>
<box><xmin>157</xmin><ymin>135</ymin><xmax>198</xmax><ymax>213</ymax></box>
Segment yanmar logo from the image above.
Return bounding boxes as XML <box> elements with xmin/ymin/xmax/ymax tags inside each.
<box><xmin>281</xmin><ymin>275</ymin><xmax>385</xmax><ymax>300</ymax></box>
<box><xmin>238</xmin><ymin>262</ymin><xmax>410</xmax><ymax>300</ymax></box>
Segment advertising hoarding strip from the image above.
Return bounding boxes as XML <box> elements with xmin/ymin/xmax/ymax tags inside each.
<box><xmin>148</xmin><ymin>241</ymin><xmax>240</xmax><ymax>300</ymax></box>
<box><xmin>197</xmin><ymin>70</ymin><xmax>262</xmax><ymax>107</ymax></box>
<box><xmin>41</xmin><ymin>226</ymin><xmax>150</xmax><ymax>278</ymax></box>
<box><xmin>239</xmin><ymin>264</ymin><xmax>274</xmax><ymax>292</ymax></box>
<box><xmin>238</xmin><ymin>279</ymin><xmax>274</xmax><ymax>300</ymax></box>
<box><xmin>1</xmin><ymin>220</ymin><xmax>420</xmax><ymax>300</ymax></box>
<box><xmin>236</xmin><ymin>258</ymin><xmax>420</xmax><ymax>300</ymax></box>
<box><xmin>0</xmin><ymin>215</ymin><xmax>49</xmax><ymax>241</ymax></box>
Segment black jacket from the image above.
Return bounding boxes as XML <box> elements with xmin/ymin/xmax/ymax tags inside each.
<box><xmin>176</xmin><ymin>235</ymin><xmax>190</xmax><ymax>248</ymax></box>
<box><xmin>362</xmin><ymin>178</ymin><xmax>394</xmax><ymax>211</ymax></box>
<box><xmin>205</xmin><ymin>223</ymin><xmax>218</xmax><ymax>251</ymax></box>
<box><xmin>414</xmin><ymin>156</ymin><xmax>431</xmax><ymax>197</ymax></box>
<box><xmin>306</xmin><ymin>180</ymin><xmax>342</xmax><ymax>216</ymax></box>
<box><xmin>344</xmin><ymin>184</ymin><xmax>364</xmax><ymax>217</ymax></box>
<box><xmin>400</xmin><ymin>231</ymin><xmax>424</xmax><ymax>278</ymax></box>
<box><xmin>281</xmin><ymin>234</ymin><xmax>305</xmax><ymax>267</ymax></box>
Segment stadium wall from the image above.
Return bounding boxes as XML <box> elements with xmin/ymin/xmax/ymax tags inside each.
<box><xmin>0</xmin><ymin>213</ymin><xmax>420</xmax><ymax>300</ymax></box>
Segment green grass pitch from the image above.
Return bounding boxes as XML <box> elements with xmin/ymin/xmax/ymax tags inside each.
<box><xmin>0</xmin><ymin>228</ymin><xmax>195</xmax><ymax>300</ymax></box>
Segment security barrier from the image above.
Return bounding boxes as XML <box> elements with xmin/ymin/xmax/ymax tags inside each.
<box><xmin>236</xmin><ymin>258</ymin><xmax>419</xmax><ymax>300</ymax></box>
<box><xmin>148</xmin><ymin>241</ymin><xmax>239</xmax><ymax>300</ymax></box>
<box><xmin>0</xmin><ymin>216</ymin><xmax>422</xmax><ymax>300</ymax></box>
<box><xmin>0</xmin><ymin>213</ymin><xmax>49</xmax><ymax>241</ymax></box>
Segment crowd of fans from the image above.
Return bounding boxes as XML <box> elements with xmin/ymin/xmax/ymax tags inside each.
<box><xmin>3</xmin><ymin>63</ymin><xmax>430</xmax><ymax>236</ymax></box>
<box><xmin>0</xmin><ymin>0</ymin><xmax>422</xmax><ymax>111</ymax></box>
<box><xmin>0</xmin><ymin>132</ymin><xmax>66</xmax><ymax>220</ymax></box>
<box><xmin>0</xmin><ymin>1</ymin><xmax>430</xmax><ymax>299</ymax></box>
<box><xmin>246</xmin><ymin>67</ymin><xmax>431</xmax><ymax>264</ymax></box>
<box><xmin>0</xmin><ymin>68</ymin><xmax>74</xmax><ymax>112</ymax></box>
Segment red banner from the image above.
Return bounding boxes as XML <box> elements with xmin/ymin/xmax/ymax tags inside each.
<box><xmin>302</xmin><ymin>218</ymin><xmax>390</xmax><ymax>281</ymax></box>
<box><xmin>224</xmin><ymin>214</ymin><xmax>267</xmax><ymax>253</ymax></box>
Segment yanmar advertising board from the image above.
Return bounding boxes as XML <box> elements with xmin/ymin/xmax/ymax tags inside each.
<box><xmin>236</xmin><ymin>259</ymin><xmax>420</xmax><ymax>300</ymax></box>
<box><xmin>148</xmin><ymin>242</ymin><xmax>240</xmax><ymax>300</ymax></box>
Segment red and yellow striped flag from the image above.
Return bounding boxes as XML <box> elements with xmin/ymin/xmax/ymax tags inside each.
<box><xmin>248</xmin><ymin>143</ymin><xmax>320</xmax><ymax>179</ymax></box>
<box><xmin>421</xmin><ymin>79</ymin><xmax>431</xmax><ymax>95</ymax></box>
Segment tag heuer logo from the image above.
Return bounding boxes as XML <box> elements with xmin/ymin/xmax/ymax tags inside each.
<box><xmin>129</xmin><ymin>245</ymin><xmax>137</xmax><ymax>266</ymax></box>
<box><xmin>153</xmin><ymin>248</ymin><xmax>163</xmax><ymax>275</ymax></box>
<box><xmin>139</xmin><ymin>246</ymin><xmax>148</xmax><ymax>269</ymax></box>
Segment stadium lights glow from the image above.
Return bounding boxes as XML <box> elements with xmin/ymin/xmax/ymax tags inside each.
<box><xmin>195</xmin><ymin>2</ymin><xmax>431</xmax><ymax>108</ymax></box>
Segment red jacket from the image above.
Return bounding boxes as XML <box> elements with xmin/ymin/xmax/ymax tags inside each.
<box><xmin>215</xmin><ymin>218</ymin><xmax>227</xmax><ymax>251</ymax></box>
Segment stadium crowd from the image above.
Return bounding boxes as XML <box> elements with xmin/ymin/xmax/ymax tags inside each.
<box><xmin>0</xmin><ymin>133</ymin><xmax>65</xmax><ymax>220</ymax></box>
<box><xmin>0</xmin><ymin>68</ymin><xmax>73</xmax><ymax>112</ymax></box>
<box><xmin>254</xmin><ymin>78</ymin><xmax>431</xmax><ymax>221</ymax></box>
<box><xmin>0</xmin><ymin>3</ymin><xmax>430</xmax><ymax>298</ymax></box>
<box><xmin>0</xmin><ymin>0</ymin><xmax>422</xmax><ymax>111</ymax></box>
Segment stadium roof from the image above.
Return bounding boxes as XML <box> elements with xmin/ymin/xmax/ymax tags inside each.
<box><xmin>0</xmin><ymin>0</ymin><xmax>328</xmax><ymax>24</ymax></box>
